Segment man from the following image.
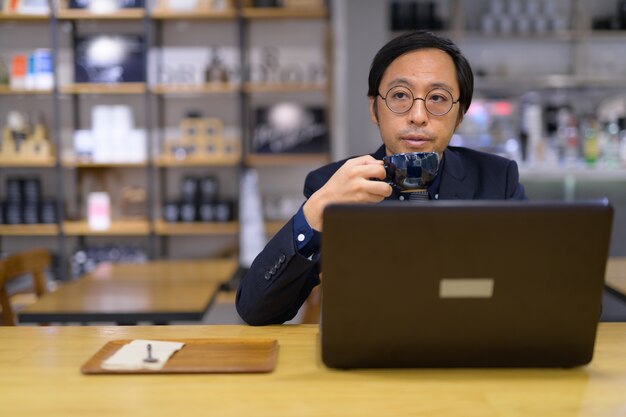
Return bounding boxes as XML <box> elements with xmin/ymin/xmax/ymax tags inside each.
<box><xmin>236</xmin><ymin>31</ymin><xmax>527</xmax><ymax>325</ymax></box>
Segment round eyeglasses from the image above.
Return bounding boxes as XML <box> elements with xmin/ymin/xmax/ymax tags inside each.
<box><xmin>379</xmin><ymin>86</ymin><xmax>460</xmax><ymax>116</ymax></box>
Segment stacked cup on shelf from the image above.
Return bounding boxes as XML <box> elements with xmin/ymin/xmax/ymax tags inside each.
<box><xmin>481</xmin><ymin>0</ymin><xmax>568</xmax><ymax>36</ymax></box>
<box><xmin>162</xmin><ymin>176</ymin><xmax>234</xmax><ymax>224</ymax></box>
<box><xmin>2</xmin><ymin>177</ymin><xmax>56</xmax><ymax>225</ymax></box>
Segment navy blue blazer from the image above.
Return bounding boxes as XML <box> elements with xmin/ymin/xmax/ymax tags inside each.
<box><xmin>236</xmin><ymin>145</ymin><xmax>527</xmax><ymax>325</ymax></box>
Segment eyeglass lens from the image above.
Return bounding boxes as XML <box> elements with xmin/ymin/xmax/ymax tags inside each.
<box><xmin>384</xmin><ymin>87</ymin><xmax>454</xmax><ymax>115</ymax></box>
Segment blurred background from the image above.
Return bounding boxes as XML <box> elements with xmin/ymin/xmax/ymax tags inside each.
<box><xmin>1</xmin><ymin>0</ymin><xmax>625</xmax><ymax>323</ymax></box>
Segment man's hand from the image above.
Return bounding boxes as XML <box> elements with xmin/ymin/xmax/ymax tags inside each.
<box><xmin>303</xmin><ymin>155</ymin><xmax>392</xmax><ymax>231</ymax></box>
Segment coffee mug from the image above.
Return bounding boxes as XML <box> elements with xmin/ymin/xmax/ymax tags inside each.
<box><xmin>383</xmin><ymin>152</ymin><xmax>439</xmax><ymax>192</ymax></box>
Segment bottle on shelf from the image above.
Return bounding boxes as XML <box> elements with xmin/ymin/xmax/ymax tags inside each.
<box><xmin>204</xmin><ymin>47</ymin><xmax>229</xmax><ymax>84</ymax></box>
<box><xmin>619</xmin><ymin>118</ymin><xmax>626</xmax><ymax>166</ymax></box>
<box><xmin>0</xmin><ymin>57</ymin><xmax>9</xmax><ymax>86</ymax></box>
<box><xmin>602</xmin><ymin>119</ymin><xmax>622</xmax><ymax>169</ymax></box>
<box><xmin>582</xmin><ymin>117</ymin><xmax>600</xmax><ymax>167</ymax></box>
<box><xmin>563</xmin><ymin>113</ymin><xmax>580</xmax><ymax>167</ymax></box>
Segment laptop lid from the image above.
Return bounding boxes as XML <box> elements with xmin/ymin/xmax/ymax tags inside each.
<box><xmin>320</xmin><ymin>200</ymin><xmax>613</xmax><ymax>368</ymax></box>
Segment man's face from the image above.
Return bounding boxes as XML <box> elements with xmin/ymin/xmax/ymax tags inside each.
<box><xmin>369</xmin><ymin>48</ymin><xmax>462</xmax><ymax>157</ymax></box>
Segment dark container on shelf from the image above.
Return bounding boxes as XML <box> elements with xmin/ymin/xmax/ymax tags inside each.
<box><xmin>619</xmin><ymin>0</ymin><xmax>626</xmax><ymax>29</ymax></box>
<box><xmin>40</xmin><ymin>199</ymin><xmax>57</xmax><ymax>224</ymax></box>
<box><xmin>390</xmin><ymin>1</ymin><xmax>416</xmax><ymax>31</ymax></box>
<box><xmin>22</xmin><ymin>177</ymin><xmax>42</xmax><ymax>204</ymax></box>
<box><xmin>4</xmin><ymin>203</ymin><xmax>22</xmax><ymax>224</ymax></box>
<box><xmin>6</xmin><ymin>178</ymin><xmax>23</xmax><ymax>204</ymax></box>
<box><xmin>162</xmin><ymin>201</ymin><xmax>180</xmax><ymax>223</ymax></box>
<box><xmin>22</xmin><ymin>203</ymin><xmax>39</xmax><ymax>224</ymax></box>
<box><xmin>181</xmin><ymin>176</ymin><xmax>200</xmax><ymax>203</ymax></box>
<box><xmin>200</xmin><ymin>176</ymin><xmax>219</xmax><ymax>203</ymax></box>
<box><xmin>179</xmin><ymin>202</ymin><xmax>197</xmax><ymax>222</ymax></box>
<box><xmin>214</xmin><ymin>201</ymin><xmax>233</xmax><ymax>222</ymax></box>
<box><xmin>198</xmin><ymin>202</ymin><xmax>216</xmax><ymax>222</ymax></box>
<box><xmin>254</xmin><ymin>0</ymin><xmax>281</xmax><ymax>7</ymax></box>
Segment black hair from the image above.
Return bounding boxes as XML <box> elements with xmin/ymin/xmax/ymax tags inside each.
<box><xmin>368</xmin><ymin>30</ymin><xmax>474</xmax><ymax>118</ymax></box>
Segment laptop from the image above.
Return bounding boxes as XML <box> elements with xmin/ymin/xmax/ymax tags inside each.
<box><xmin>320</xmin><ymin>200</ymin><xmax>613</xmax><ymax>368</ymax></box>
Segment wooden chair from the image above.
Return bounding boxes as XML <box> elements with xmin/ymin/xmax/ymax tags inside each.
<box><xmin>0</xmin><ymin>248</ymin><xmax>51</xmax><ymax>326</ymax></box>
<box><xmin>300</xmin><ymin>285</ymin><xmax>322</xmax><ymax>324</ymax></box>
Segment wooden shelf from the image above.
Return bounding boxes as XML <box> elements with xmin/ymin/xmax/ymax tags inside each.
<box><xmin>245</xmin><ymin>153</ymin><xmax>329</xmax><ymax>167</ymax></box>
<box><xmin>475</xmin><ymin>75</ymin><xmax>626</xmax><ymax>89</ymax></box>
<box><xmin>243</xmin><ymin>82</ymin><xmax>326</xmax><ymax>93</ymax></box>
<box><xmin>0</xmin><ymin>85</ymin><xmax>52</xmax><ymax>95</ymax></box>
<box><xmin>56</xmin><ymin>7</ymin><xmax>145</xmax><ymax>20</ymax></box>
<box><xmin>0</xmin><ymin>13</ymin><xmax>50</xmax><ymax>21</ymax></box>
<box><xmin>152</xmin><ymin>83</ymin><xmax>238</xmax><ymax>95</ymax></box>
<box><xmin>461</xmin><ymin>31</ymin><xmax>576</xmax><ymax>42</ymax></box>
<box><xmin>0</xmin><ymin>224</ymin><xmax>58</xmax><ymax>236</ymax></box>
<box><xmin>62</xmin><ymin>158</ymin><xmax>147</xmax><ymax>168</ymax></box>
<box><xmin>519</xmin><ymin>166</ymin><xmax>626</xmax><ymax>181</ymax></box>
<box><xmin>155</xmin><ymin>154</ymin><xmax>240</xmax><ymax>167</ymax></box>
<box><xmin>154</xmin><ymin>220</ymin><xmax>238</xmax><ymax>236</ymax></box>
<box><xmin>63</xmin><ymin>220</ymin><xmax>150</xmax><ymax>236</ymax></box>
<box><xmin>241</xmin><ymin>7</ymin><xmax>327</xmax><ymax>19</ymax></box>
<box><xmin>59</xmin><ymin>83</ymin><xmax>146</xmax><ymax>95</ymax></box>
<box><xmin>0</xmin><ymin>156</ymin><xmax>56</xmax><ymax>167</ymax></box>
<box><xmin>151</xmin><ymin>8</ymin><xmax>237</xmax><ymax>20</ymax></box>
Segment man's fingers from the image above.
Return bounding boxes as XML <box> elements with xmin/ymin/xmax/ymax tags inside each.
<box><xmin>350</xmin><ymin>163</ymin><xmax>387</xmax><ymax>180</ymax></box>
<box><xmin>345</xmin><ymin>155</ymin><xmax>383</xmax><ymax>166</ymax></box>
<box><xmin>365</xmin><ymin>180</ymin><xmax>393</xmax><ymax>198</ymax></box>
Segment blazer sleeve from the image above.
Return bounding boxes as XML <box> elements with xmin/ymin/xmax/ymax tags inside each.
<box><xmin>235</xmin><ymin>170</ymin><xmax>328</xmax><ymax>325</ymax></box>
<box><xmin>505</xmin><ymin>159</ymin><xmax>528</xmax><ymax>200</ymax></box>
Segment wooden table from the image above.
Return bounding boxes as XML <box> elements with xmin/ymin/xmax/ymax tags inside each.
<box><xmin>606</xmin><ymin>257</ymin><xmax>626</xmax><ymax>302</ymax></box>
<box><xmin>17</xmin><ymin>259</ymin><xmax>237</xmax><ymax>324</ymax></box>
<box><xmin>1</xmin><ymin>324</ymin><xmax>626</xmax><ymax>416</ymax></box>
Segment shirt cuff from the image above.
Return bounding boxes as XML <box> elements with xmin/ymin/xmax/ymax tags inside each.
<box><xmin>293</xmin><ymin>205</ymin><xmax>321</xmax><ymax>258</ymax></box>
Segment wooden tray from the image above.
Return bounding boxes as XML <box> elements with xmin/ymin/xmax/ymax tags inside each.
<box><xmin>81</xmin><ymin>338</ymin><xmax>278</xmax><ymax>374</ymax></box>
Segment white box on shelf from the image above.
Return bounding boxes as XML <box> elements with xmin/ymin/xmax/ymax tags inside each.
<box><xmin>34</xmin><ymin>49</ymin><xmax>54</xmax><ymax>90</ymax></box>
<box><xmin>167</xmin><ymin>0</ymin><xmax>198</xmax><ymax>10</ymax></box>
<box><xmin>93</xmin><ymin>128</ymin><xmax>113</xmax><ymax>163</ymax></box>
<box><xmin>73</xmin><ymin>129</ymin><xmax>94</xmax><ymax>160</ymax></box>
<box><xmin>122</xmin><ymin>129</ymin><xmax>147</xmax><ymax>163</ymax></box>
<box><xmin>17</xmin><ymin>0</ymin><xmax>50</xmax><ymax>15</ymax></box>
<box><xmin>87</xmin><ymin>192</ymin><xmax>111</xmax><ymax>231</ymax></box>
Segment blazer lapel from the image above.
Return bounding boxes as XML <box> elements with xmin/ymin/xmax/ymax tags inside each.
<box><xmin>438</xmin><ymin>147</ymin><xmax>475</xmax><ymax>199</ymax></box>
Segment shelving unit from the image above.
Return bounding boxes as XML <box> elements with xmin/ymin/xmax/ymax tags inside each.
<box><xmin>55</xmin><ymin>7</ymin><xmax>145</xmax><ymax>20</ymax></box>
<box><xmin>0</xmin><ymin>0</ymin><xmax>333</xmax><ymax>276</ymax></box>
<box><xmin>58</xmin><ymin>83</ymin><xmax>147</xmax><ymax>95</ymax></box>
<box><xmin>153</xmin><ymin>220</ymin><xmax>238</xmax><ymax>236</ymax></box>
<box><xmin>0</xmin><ymin>9</ymin><xmax>62</xmax><ymax>272</ymax></box>
<box><xmin>240</xmin><ymin>7</ymin><xmax>327</xmax><ymax>19</ymax></box>
<box><xmin>151</xmin><ymin>83</ymin><xmax>239</xmax><ymax>95</ymax></box>
<box><xmin>242</xmin><ymin>82</ymin><xmax>327</xmax><ymax>93</ymax></box>
<box><xmin>0</xmin><ymin>157</ymin><xmax>56</xmax><ymax>167</ymax></box>
<box><xmin>62</xmin><ymin>220</ymin><xmax>151</xmax><ymax>236</ymax></box>
<box><xmin>0</xmin><ymin>13</ymin><xmax>50</xmax><ymax>21</ymax></box>
<box><xmin>0</xmin><ymin>86</ymin><xmax>52</xmax><ymax>94</ymax></box>
<box><xmin>154</xmin><ymin>154</ymin><xmax>240</xmax><ymax>167</ymax></box>
<box><xmin>61</xmin><ymin>159</ymin><xmax>148</xmax><ymax>168</ymax></box>
<box><xmin>239</xmin><ymin>3</ymin><xmax>332</xmax><ymax>255</ymax></box>
<box><xmin>150</xmin><ymin>2</ymin><xmax>239</xmax><ymax>260</ymax></box>
<box><xmin>244</xmin><ymin>153</ymin><xmax>329</xmax><ymax>167</ymax></box>
<box><xmin>380</xmin><ymin>0</ymin><xmax>626</xmax><ymax>254</ymax></box>
<box><xmin>0</xmin><ymin>224</ymin><xmax>58</xmax><ymax>236</ymax></box>
<box><xmin>150</xmin><ymin>8</ymin><xmax>237</xmax><ymax>20</ymax></box>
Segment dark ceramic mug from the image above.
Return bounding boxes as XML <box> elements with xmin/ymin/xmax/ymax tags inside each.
<box><xmin>383</xmin><ymin>152</ymin><xmax>439</xmax><ymax>192</ymax></box>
